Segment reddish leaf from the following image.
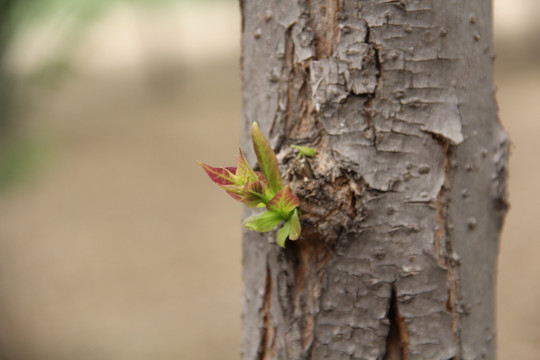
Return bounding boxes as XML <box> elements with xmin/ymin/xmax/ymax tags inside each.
<box><xmin>198</xmin><ymin>161</ymin><xmax>238</xmax><ymax>186</ymax></box>
<box><xmin>198</xmin><ymin>161</ymin><xmax>247</xmax><ymax>203</ymax></box>
<box><xmin>254</xmin><ymin>171</ymin><xmax>268</xmax><ymax>183</ymax></box>
<box><xmin>267</xmin><ymin>185</ymin><xmax>300</xmax><ymax>218</ymax></box>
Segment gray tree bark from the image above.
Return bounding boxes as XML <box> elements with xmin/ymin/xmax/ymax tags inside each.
<box><xmin>239</xmin><ymin>1</ymin><xmax>508</xmax><ymax>359</ymax></box>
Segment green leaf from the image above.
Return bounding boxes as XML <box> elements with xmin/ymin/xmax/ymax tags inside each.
<box><xmin>291</xmin><ymin>144</ymin><xmax>317</xmax><ymax>157</ymax></box>
<box><xmin>267</xmin><ymin>185</ymin><xmax>300</xmax><ymax>219</ymax></box>
<box><xmin>236</xmin><ymin>148</ymin><xmax>258</xmax><ymax>182</ymax></box>
<box><xmin>289</xmin><ymin>209</ymin><xmax>301</xmax><ymax>240</ymax></box>
<box><xmin>243</xmin><ymin>210</ymin><xmax>283</xmax><ymax>232</ymax></box>
<box><xmin>276</xmin><ymin>221</ymin><xmax>291</xmax><ymax>248</ymax></box>
<box><xmin>251</xmin><ymin>122</ymin><xmax>282</xmax><ymax>195</ymax></box>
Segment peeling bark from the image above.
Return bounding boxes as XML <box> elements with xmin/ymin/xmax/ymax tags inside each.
<box><xmin>240</xmin><ymin>1</ymin><xmax>507</xmax><ymax>359</ymax></box>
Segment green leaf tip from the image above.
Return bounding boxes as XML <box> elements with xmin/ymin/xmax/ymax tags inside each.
<box><xmin>251</xmin><ymin>122</ymin><xmax>283</xmax><ymax>195</ymax></box>
<box><xmin>276</xmin><ymin>210</ymin><xmax>301</xmax><ymax>247</ymax></box>
<box><xmin>289</xmin><ymin>209</ymin><xmax>301</xmax><ymax>240</ymax></box>
<box><xmin>277</xmin><ymin>221</ymin><xmax>291</xmax><ymax>248</ymax></box>
<box><xmin>291</xmin><ymin>144</ymin><xmax>317</xmax><ymax>158</ymax></box>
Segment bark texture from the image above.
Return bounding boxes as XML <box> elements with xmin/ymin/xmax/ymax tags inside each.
<box><xmin>240</xmin><ymin>1</ymin><xmax>508</xmax><ymax>359</ymax></box>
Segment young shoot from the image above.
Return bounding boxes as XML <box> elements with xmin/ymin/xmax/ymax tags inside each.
<box><xmin>198</xmin><ymin>122</ymin><xmax>303</xmax><ymax>247</ymax></box>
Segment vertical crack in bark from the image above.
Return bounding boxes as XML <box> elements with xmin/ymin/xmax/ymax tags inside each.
<box><xmin>271</xmin><ymin>25</ymin><xmax>294</xmax><ymax>151</ymax></box>
<box><xmin>285</xmin><ymin>27</ymin><xmax>299</xmax><ymax>134</ymax></box>
<box><xmin>288</xmin><ymin>67</ymin><xmax>312</xmax><ymax>139</ymax></box>
<box><xmin>363</xmin><ymin>24</ymin><xmax>382</xmax><ymax>147</ymax></box>
<box><xmin>258</xmin><ymin>263</ymin><xmax>276</xmax><ymax>360</ymax></box>
<box><xmin>272</xmin><ymin>24</ymin><xmax>315</xmax><ymax>152</ymax></box>
<box><xmin>432</xmin><ymin>135</ymin><xmax>463</xmax><ymax>356</ymax></box>
<box><xmin>383</xmin><ymin>286</ymin><xmax>409</xmax><ymax>360</ymax></box>
<box><xmin>295</xmin><ymin>241</ymin><xmax>314</xmax><ymax>355</ymax></box>
<box><xmin>446</xmin><ymin>266</ymin><xmax>461</xmax><ymax>355</ymax></box>
<box><xmin>289</xmin><ymin>237</ymin><xmax>332</xmax><ymax>357</ymax></box>
<box><xmin>433</xmin><ymin>137</ymin><xmax>450</xmax><ymax>262</ymax></box>
<box><xmin>364</xmin><ymin>24</ymin><xmax>382</xmax><ymax>92</ymax></box>
<box><xmin>307</xmin><ymin>0</ymin><xmax>340</xmax><ymax>59</ymax></box>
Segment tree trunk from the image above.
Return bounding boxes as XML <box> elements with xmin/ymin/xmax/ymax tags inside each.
<box><xmin>239</xmin><ymin>1</ymin><xmax>508</xmax><ymax>359</ymax></box>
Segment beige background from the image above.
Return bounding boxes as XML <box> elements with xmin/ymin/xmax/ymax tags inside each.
<box><xmin>0</xmin><ymin>1</ymin><xmax>538</xmax><ymax>359</ymax></box>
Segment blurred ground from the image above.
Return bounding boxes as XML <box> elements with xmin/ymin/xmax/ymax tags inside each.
<box><xmin>0</xmin><ymin>1</ymin><xmax>538</xmax><ymax>359</ymax></box>
<box><xmin>0</xmin><ymin>62</ymin><xmax>243</xmax><ymax>359</ymax></box>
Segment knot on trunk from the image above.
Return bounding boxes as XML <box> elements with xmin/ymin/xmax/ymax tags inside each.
<box><xmin>284</xmin><ymin>153</ymin><xmax>367</xmax><ymax>246</ymax></box>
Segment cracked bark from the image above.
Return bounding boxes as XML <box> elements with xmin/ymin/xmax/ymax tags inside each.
<box><xmin>240</xmin><ymin>1</ymin><xmax>508</xmax><ymax>359</ymax></box>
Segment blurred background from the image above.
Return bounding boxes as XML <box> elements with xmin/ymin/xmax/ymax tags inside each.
<box><xmin>0</xmin><ymin>0</ymin><xmax>537</xmax><ymax>359</ymax></box>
